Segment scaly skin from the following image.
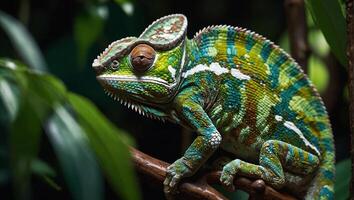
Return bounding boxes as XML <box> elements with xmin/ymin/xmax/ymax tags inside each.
<box><xmin>92</xmin><ymin>14</ymin><xmax>335</xmax><ymax>199</ymax></box>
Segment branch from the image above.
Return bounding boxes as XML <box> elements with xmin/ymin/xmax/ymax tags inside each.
<box><xmin>284</xmin><ymin>0</ymin><xmax>310</xmax><ymax>73</ymax></box>
<box><xmin>346</xmin><ymin>0</ymin><xmax>354</xmax><ymax>198</ymax></box>
<box><xmin>130</xmin><ymin>147</ymin><xmax>297</xmax><ymax>200</ymax></box>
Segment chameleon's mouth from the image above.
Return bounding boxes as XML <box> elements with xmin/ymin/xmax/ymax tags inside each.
<box><xmin>96</xmin><ymin>74</ymin><xmax>179</xmax><ymax>104</ymax></box>
<box><xmin>97</xmin><ymin>75</ymin><xmax>177</xmax><ymax>89</ymax></box>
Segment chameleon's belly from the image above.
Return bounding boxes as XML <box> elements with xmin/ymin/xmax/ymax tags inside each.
<box><xmin>219</xmin><ymin>128</ymin><xmax>262</xmax><ymax>164</ymax></box>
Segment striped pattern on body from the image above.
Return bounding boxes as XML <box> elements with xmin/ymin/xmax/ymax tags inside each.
<box><xmin>182</xmin><ymin>25</ymin><xmax>334</xmax><ymax>199</ymax></box>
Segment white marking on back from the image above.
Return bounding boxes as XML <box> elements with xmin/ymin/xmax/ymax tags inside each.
<box><xmin>275</xmin><ymin>115</ymin><xmax>283</xmax><ymax>121</ymax></box>
<box><xmin>209</xmin><ymin>62</ymin><xmax>229</xmax><ymax>75</ymax></box>
<box><xmin>230</xmin><ymin>69</ymin><xmax>251</xmax><ymax>80</ymax></box>
<box><xmin>182</xmin><ymin>63</ymin><xmax>209</xmax><ymax>77</ymax></box>
<box><xmin>182</xmin><ymin>62</ymin><xmax>250</xmax><ymax>81</ymax></box>
<box><xmin>283</xmin><ymin>121</ymin><xmax>321</xmax><ymax>156</ymax></box>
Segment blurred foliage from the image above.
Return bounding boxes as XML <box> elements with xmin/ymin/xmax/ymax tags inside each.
<box><xmin>74</xmin><ymin>5</ymin><xmax>107</xmax><ymax>66</ymax></box>
<box><xmin>308</xmin><ymin>30</ymin><xmax>329</xmax><ymax>57</ymax></box>
<box><xmin>47</xmin><ymin>105</ymin><xmax>104</xmax><ymax>200</ymax></box>
<box><xmin>334</xmin><ymin>159</ymin><xmax>351</xmax><ymax>200</ymax></box>
<box><xmin>0</xmin><ymin>57</ymin><xmax>141</xmax><ymax>200</ymax></box>
<box><xmin>114</xmin><ymin>0</ymin><xmax>135</xmax><ymax>15</ymax></box>
<box><xmin>0</xmin><ymin>11</ymin><xmax>46</xmax><ymax>71</ymax></box>
<box><xmin>305</xmin><ymin>0</ymin><xmax>347</xmax><ymax>66</ymax></box>
<box><xmin>308</xmin><ymin>55</ymin><xmax>329</xmax><ymax>93</ymax></box>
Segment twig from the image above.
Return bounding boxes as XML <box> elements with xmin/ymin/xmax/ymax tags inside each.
<box><xmin>346</xmin><ymin>0</ymin><xmax>354</xmax><ymax>198</ymax></box>
<box><xmin>284</xmin><ymin>0</ymin><xmax>310</xmax><ymax>73</ymax></box>
<box><xmin>130</xmin><ymin>147</ymin><xmax>297</xmax><ymax>200</ymax></box>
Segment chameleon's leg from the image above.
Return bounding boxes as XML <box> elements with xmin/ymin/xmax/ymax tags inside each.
<box><xmin>220</xmin><ymin>140</ymin><xmax>319</xmax><ymax>190</ymax></box>
<box><xmin>164</xmin><ymin>89</ymin><xmax>222</xmax><ymax>196</ymax></box>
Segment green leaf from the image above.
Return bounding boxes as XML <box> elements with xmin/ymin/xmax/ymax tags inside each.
<box><xmin>46</xmin><ymin>105</ymin><xmax>104</xmax><ymax>200</ymax></box>
<box><xmin>305</xmin><ymin>0</ymin><xmax>347</xmax><ymax>66</ymax></box>
<box><xmin>334</xmin><ymin>159</ymin><xmax>351</xmax><ymax>200</ymax></box>
<box><xmin>74</xmin><ymin>6</ymin><xmax>107</xmax><ymax>66</ymax></box>
<box><xmin>0</xmin><ymin>59</ymin><xmax>27</xmax><ymax>124</ymax></box>
<box><xmin>0</xmin><ymin>75</ymin><xmax>20</xmax><ymax>122</ymax></box>
<box><xmin>31</xmin><ymin>159</ymin><xmax>62</xmax><ymax>191</ymax></box>
<box><xmin>68</xmin><ymin>93</ymin><xmax>141</xmax><ymax>200</ymax></box>
<box><xmin>0</xmin><ymin>58</ymin><xmax>42</xmax><ymax>200</ymax></box>
<box><xmin>308</xmin><ymin>55</ymin><xmax>329</xmax><ymax>93</ymax></box>
<box><xmin>10</xmin><ymin>96</ymin><xmax>42</xmax><ymax>200</ymax></box>
<box><xmin>0</xmin><ymin>11</ymin><xmax>47</xmax><ymax>72</ymax></box>
<box><xmin>31</xmin><ymin>159</ymin><xmax>56</xmax><ymax>178</ymax></box>
<box><xmin>308</xmin><ymin>30</ymin><xmax>330</xmax><ymax>57</ymax></box>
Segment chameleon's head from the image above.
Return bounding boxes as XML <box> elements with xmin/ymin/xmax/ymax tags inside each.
<box><xmin>92</xmin><ymin>14</ymin><xmax>187</xmax><ymax>107</ymax></box>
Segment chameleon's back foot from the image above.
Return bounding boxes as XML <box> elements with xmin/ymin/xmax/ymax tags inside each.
<box><xmin>220</xmin><ymin>140</ymin><xmax>320</xmax><ymax>190</ymax></box>
<box><xmin>220</xmin><ymin>159</ymin><xmax>271</xmax><ymax>190</ymax></box>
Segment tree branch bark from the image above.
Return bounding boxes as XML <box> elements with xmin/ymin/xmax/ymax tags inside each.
<box><xmin>130</xmin><ymin>147</ymin><xmax>297</xmax><ymax>200</ymax></box>
<box><xmin>284</xmin><ymin>0</ymin><xmax>310</xmax><ymax>73</ymax></box>
<box><xmin>346</xmin><ymin>0</ymin><xmax>354</xmax><ymax>198</ymax></box>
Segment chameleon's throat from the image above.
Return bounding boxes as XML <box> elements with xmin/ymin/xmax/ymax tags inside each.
<box><xmin>103</xmin><ymin>88</ymin><xmax>167</xmax><ymax>121</ymax></box>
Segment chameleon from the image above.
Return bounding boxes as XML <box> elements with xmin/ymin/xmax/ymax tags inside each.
<box><xmin>92</xmin><ymin>14</ymin><xmax>335</xmax><ymax>199</ymax></box>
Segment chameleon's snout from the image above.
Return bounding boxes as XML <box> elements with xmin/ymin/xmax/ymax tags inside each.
<box><xmin>92</xmin><ymin>59</ymin><xmax>106</xmax><ymax>75</ymax></box>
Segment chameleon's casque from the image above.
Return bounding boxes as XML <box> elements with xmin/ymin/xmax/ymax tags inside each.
<box><xmin>93</xmin><ymin>14</ymin><xmax>335</xmax><ymax>199</ymax></box>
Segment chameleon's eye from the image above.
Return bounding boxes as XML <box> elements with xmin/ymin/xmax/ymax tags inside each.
<box><xmin>111</xmin><ymin>60</ymin><xmax>119</xmax><ymax>70</ymax></box>
<box><xmin>130</xmin><ymin>44</ymin><xmax>156</xmax><ymax>72</ymax></box>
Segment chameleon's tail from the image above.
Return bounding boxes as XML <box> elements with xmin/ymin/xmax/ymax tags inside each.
<box><xmin>305</xmin><ymin>127</ymin><xmax>335</xmax><ymax>200</ymax></box>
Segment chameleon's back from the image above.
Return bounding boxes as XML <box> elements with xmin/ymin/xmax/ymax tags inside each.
<box><xmin>187</xmin><ymin>25</ymin><xmax>335</xmax><ymax>199</ymax></box>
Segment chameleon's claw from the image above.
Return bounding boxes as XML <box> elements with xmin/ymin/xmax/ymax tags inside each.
<box><xmin>164</xmin><ymin>168</ymin><xmax>181</xmax><ymax>194</ymax></box>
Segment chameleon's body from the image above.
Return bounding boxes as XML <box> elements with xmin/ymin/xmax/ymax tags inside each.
<box><xmin>92</xmin><ymin>14</ymin><xmax>335</xmax><ymax>199</ymax></box>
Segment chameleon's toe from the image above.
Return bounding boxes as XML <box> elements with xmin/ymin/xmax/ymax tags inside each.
<box><xmin>163</xmin><ymin>158</ymin><xmax>192</xmax><ymax>198</ymax></box>
<box><xmin>220</xmin><ymin>163</ymin><xmax>238</xmax><ymax>191</ymax></box>
<box><xmin>164</xmin><ymin>170</ymin><xmax>182</xmax><ymax>199</ymax></box>
<box><xmin>220</xmin><ymin>171</ymin><xmax>235</xmax><ymax>190</ymax></box>
<box><xmin>164</xmin><ymin>171</ymin><xmax>179</xmax><ymax>194</ymax></box>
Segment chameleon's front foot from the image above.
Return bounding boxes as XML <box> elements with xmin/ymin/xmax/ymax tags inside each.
<box><xmin>163</xmin><ymin>158</ymin><xmax>193</xmax><ymax>199</ymax></box>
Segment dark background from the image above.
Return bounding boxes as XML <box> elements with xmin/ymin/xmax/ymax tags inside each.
<box><xmin>0</xmin><ymin>0</ymin><xmax>349</xmax><ymax>199</ymax></box>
